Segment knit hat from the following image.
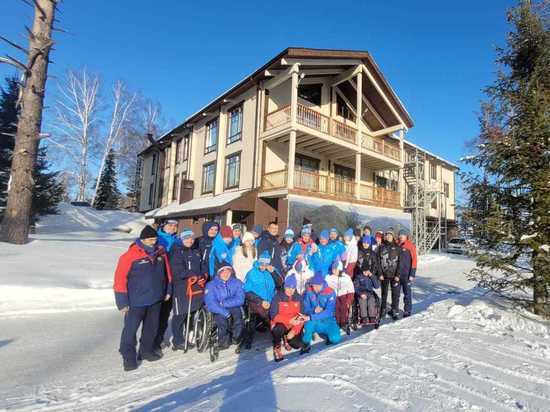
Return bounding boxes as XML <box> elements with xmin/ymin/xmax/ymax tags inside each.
<box><xmin>284</xmin><ymin>228</ymin><xmax>295</xmax><ymax>238</ymax></box>
<box><xmin>217</xmin><ymin>265</ymin><xmax>233</xmax><ymax>276</ymax></box>
<box><xmin>344</xmin><ymin>228</ymin><xmax>354</xmax><ymax>239</ymax></box>
<box><xmin>363</xmin><ymin>225</ymin><xmax>372</xmax><ymax>232</ymax></box>
<box><xmin>165</xmin><ymin>219</ymin><xmax>178</xmax><ymax>225</ymax></box>
<box><xmin>252</xmin><ymin>224</ymin><xmax>263</xmax><ymax>235</ymax></box>
<box><xmin>319</xmin><ymin>229</ymin><xmax>329</xmax><ymax>240</ymax></box>
<box><xmin>385</xmin><ymin>229</ymin><xmax>395</xmax><ymax>236</ymax></box>
<box><xmin>284</xmin><ymin>274</ymin><xmax>297</xmax><ymax>289</ymax></box>
<box><xmin>310</xmin><ymin>271</ymin><xmax>325</xmax><ymax>286</ymax></box>
<box><xmin>398</xmin><ymin>229</ymin><xmax>408</xmax><ymax>237</ymax></box>
<box><xmin>180</xmin><ymin>228</ymin><xmax>194</xmax><ymax>241</ymax></box>
<box><xmin>375</xmin><ymin>231</ymin><xmax>384</xmax><ymax>239</ymax></box>
<box><xmin>329</xmin><ymin>227</ymin><xmax>338</xmax><ymax>234</ymax></box>
<box><xmin>139</xmin><ymin>225</ymin><xmax>157</xmax><ymax>240</ymax></box>
<box><xmin>361</xmin><ymin>235</ymin><xmax>371</xmax><ymax>244</ymax></box>
<box><xmin>301</xmin><ymin>227</ymin><xmax>311</xmax><ymax>236</ymax></box>
<box><xmin>331</xmin><ymin>259</ymin><xmax>343</xmax><ymax>272</ymax></box>
<box><xmin>232</xmin><ymin>223</ymin><xmax>243</xmax><ymax>231</ymax></box>
<box><xmin>220</xmin><ymin>225</ymin><xmax>233</xmax><ymax>238</ymax></box>
<box><xmin>242</xmin><ymin>231</ymin><xmax>255</xmax><ymax>244</ymax></box>
<box><xmin>258</xmin><ymin>250</ymin><xmax>272</xmax><ymax>265</ymax></box>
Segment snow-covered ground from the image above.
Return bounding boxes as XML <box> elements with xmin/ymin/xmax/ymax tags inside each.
<box><xmin>1</xmin><ymin>205</ymin><xmax>549</xmax><ymax>411</ymax></box>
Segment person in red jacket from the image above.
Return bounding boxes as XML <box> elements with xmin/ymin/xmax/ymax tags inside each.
<box><xmin>269</xmin><ymin>274</ymin><xmax>306</xmax><ymax>362</ymax></box>
<box><xmin>113</xmin><ymin>225</ymin><xmax>173</xmax><ymax>371</ymax></box>
<box><xmin>397</xmin><ymin>229</ymin><xmax>417</xmax><ymax>317</ymax></box>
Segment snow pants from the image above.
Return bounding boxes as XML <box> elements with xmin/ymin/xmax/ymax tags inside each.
<box><xmin>358</xmin><ymin>291</ymin><xmax>380</xmax><ymax>320</ymax></box>
<box><xmin>213</xmin><ymin>306</ymin><xmax>244</xmax><ymax>347</ymax></box>
<box><xmin>271</xmin><ymin>323</ymin><xmax>303</xmax><ymax>349</ymax></box>
<box><xmin>335</xmin><ymin>294</ymin><xmax>354</xmax><ymax>327</ymax></box>
<box><xmin>154</xmin><ymin>297</ymin><xmax>172</xmax><ymax>349</ymax></box>
<box><xmin>119</xmin><ymin>301</ymin><xmax>161</xmax><ymax>361</ymax></box>
<box><xmin>302</xmin><ymin>319</ymin><xmax>342</xmax><ymax>345</ymax></box>
<box><xmin>399</xmin><ymin>278</ymin><xmax>412</xmax><ymax>314</ymax></box>
<box><xmin>380</xmin><ymin>277</ymin><xmax>400</xmax><ymax>315</ymax></box>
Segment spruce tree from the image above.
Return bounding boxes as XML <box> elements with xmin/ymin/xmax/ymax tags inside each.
<box><xmin>31</xmin><ymin>145</ymin><xmax>65</xmax><ymax>222</ymax></box>
<box><xmin>0</xmin><ymin>77</ymin><xmax>19</xmax><ymax>217</ymax></box>
<box><xmin>93</xmin><ymin>149</ymin><xmax>120</xmax><ymax>210</ymax></box>
<box><xmin>462</xmin><ymin>0</ymin><xmax>550</xmax><ymax>317</ymax></box>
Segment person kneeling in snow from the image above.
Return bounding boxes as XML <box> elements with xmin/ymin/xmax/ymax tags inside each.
<box><xmin>113</xmin><ymin>225</ymin><xmax>173</xmax><ymax>371</ymax></box>
<box><xmin>301</xmin><ymin>272</ymin><xmax>341</xmax><ymax>353</ymax></box>
<box><xmin>204</xmin><ymin>266</ymin><xmax>245</xmax><ymax>350</ymax></box>
<box><xmin>241</xmin><ymin>251</ymin><xmax>277</xmax><ymax>349</ymax></box>
<box><xmin>269</xmin><ymin>274</ymin><xmax>307</xmax><ymax>362</ymax></box>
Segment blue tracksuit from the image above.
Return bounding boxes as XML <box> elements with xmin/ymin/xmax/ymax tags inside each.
<box><xmin>302</xmin><ymin>283</ymin><xmax>341</xmax><ymax>345</ymax></box>
<box><xmin>243</xmin><ymin>262</ymin><xmax>276</xmax><ymax>303</ymax></box>
<box><xmin>311</xmin><ymin>243</ymin><xmax>337</xmax><ymax>276</ymax></box>
<box><xmin>329</xmin><ymin>239</ymin><xmax>346</xmax><ymax>260</ymax></box>
<box><xmin>157</xmin><ymin>229</ymin><xmax>182</xmax><ymax>253</ymax></box>
<box><xmin>208</xmin><ymin>233</ymin><xmax>233</xmax><ymax>279</ymax></box>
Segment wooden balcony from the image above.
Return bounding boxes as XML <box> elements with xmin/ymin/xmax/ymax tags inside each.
<box><xmin>264</xmin><ymin>103</ymin><xmax>402</xmax><ymax>163</ymax></box>
<box><xmin>261</xmin><ymin>169</ymin><xmax>401</xmax><ymax>209</ymax></box>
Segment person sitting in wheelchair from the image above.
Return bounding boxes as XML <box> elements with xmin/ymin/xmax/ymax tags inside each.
<box><xmin>354</xmin><ymin>256</ymin><xmax>381</xmax><ymax>327</ymax></box>
<box><xmin>241</xmin><ymin>250</ymin><xmax>277</xmax><ymax>349</ymax></box>
<box><xmin>301</xmin><ymin>272</ymin><xmax>342</xmax><ymax>353</ymax></box>
<box><xmin>204</xmin><ymin>266</ymin><xmax>245</xmax><ymax>350</ymax></box>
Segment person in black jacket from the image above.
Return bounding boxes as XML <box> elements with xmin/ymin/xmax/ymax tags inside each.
<box><xmin>356</xmin><ymin>235</ymin><xmax>378</xmax><ymax>276</ymax></box>
<box><xmin>257</xmin><ymin>221</ymin><xmax>284</xmax><ymax>287</ymax></box>
<box><xmin>377</xmin><ymin>230</ymin><xmax>401</xmax><ymax>320</ymax></box>
<box><xmin>169</xmin><ymin>229</ymin><xmax>206</xmax><ymax>350</ymax></box>
<box><xmin>354</xmin><ymin>257</ymin><xmax>381</xmax><ymax>326</ymax></box>
<box><xmin>193</xmin><ymin>221</ymin><xmax>220</xmax><ymax>276</ymax></box>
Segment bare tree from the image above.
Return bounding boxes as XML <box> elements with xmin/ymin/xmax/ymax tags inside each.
<box><xmin>48</xmin><ymin>69</ymin><xmax>100</xmax><ymax>202</ymax></box>
<box><xmin>91</xmin><ymin>81</ymin><xmax>136</xmax><ymax>205</ymax></box>
<box><xmin>0</xmin><ymin>0</ymin><xmax>58</xmax><ymax>244</ymax></box>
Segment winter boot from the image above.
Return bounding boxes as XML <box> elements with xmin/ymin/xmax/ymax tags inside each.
<box><xmin>273</xmin><ymin>346</ymin><xmax>284</xmax><ymax>362</ymax></box>
<box><xmin>403</xmin><ymin>312</ymin><xmax>411</xmax><ymax>318</ymax></box>
<box><xmin>300</xmin><ymin>343</ymin><xmax>311</xmax><ymax>355</ymax></box>
<box><xmin>139</xmin><ymin>351</ymin><xmax>162</xmax><ymax>362</ymax></box>
<box><xmin>123</xmin><ymin>357</ymin><xmax>138</xmax><ymax>372</ymax></box>
<box><xmin>172</xmin><ymin>343</ymin><xmax>186</xmax><ymax>351</ymax></box>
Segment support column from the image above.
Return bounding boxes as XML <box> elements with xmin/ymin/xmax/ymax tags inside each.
<box><xmin>215</xmin><ymin>108</ymin><xmax>227</xmax><ymax>195</ymax></box>
<box><xmin>290</xmin><ymin>70</ymin><xmax>299</xmax><ymax>127</ymax></box>
<box><xmin>225</xmin><ymin>209</ymin><xmax>233</xmax><ymax>226</ymax></box>
<box><xmin>355</xmin><ymin>71</ymin><xmax>363</xmax><ymax>146</ymax></box>
<box><xmin>288</xmin><ymin>130</ymin><xmax>296</xmax><ymax>189</ymax></box>
<box><xmin>167</xmin><ymin>140</ymin><xmax>177</xmax><ymax>201</ymax></box>
<box><xmin>398</xmin><ymin>129</ymin><xmax>405</xmax><ymax>207</ymax></box>
<box><xmin>355</xmin><ymin>152</ymin><xmax>361</xmax><ymax>200</ymax></box>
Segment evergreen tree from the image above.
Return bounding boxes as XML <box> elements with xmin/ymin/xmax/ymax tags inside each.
<box><xmin>93</xmin><ymin>149</ymin><xmax>120</xmax><ymax>210</ymax></box>
<box><xmin>31</xmin><ymin>145</ymin><xmax>65</xmax><ymax>222</ymax></box>
<box><xmin>0</xmin><ymin>76</ymin><xmax>19</xmax><ymax>217</ymax></box>
<box><xmin>462</xmin><ymin>1</ymin><xmax>550</xmax><ymax>317</ymax></box>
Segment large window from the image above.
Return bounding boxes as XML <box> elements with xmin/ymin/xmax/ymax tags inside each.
<box><xmin>176</xmin><ymin>140</ymin><xmax>182</xmax><ymax>164</ymax></box>
<box><xmin>164</xmin><ymin>147</ymin><xmax>171</xmax><ymax>169</ymax></box>
<box><xmin>298</xmin><ymin>83</ymin><xmax>322</xmax><ymax>106</ymax></box>
<box><xmin>205</xmin><ymin>118</ymin><xmax>218</xmax><ymax>154</ymax></box>
<box><xmin>444</xmin><ymin>182</ymin><xmax>450</xmax><ymax>198</ymax></box>
<box><xmin>227</xmin><ymin>105</ymin><xmax>243</xmax><ymax>145</ymax></box>
<box><xmin>182</xmin><ymin>136</ymin><xmax>189</xmax><ymax>161</ymax></box>
<box><xmin>148</xmin><ymin>182</ymin><xmax>154</xmax><ymax>206</ymax></box>
<box><xmin>224</xmin><ymin>153</ymin><xmax>241</xmax><ymax>189</ymax></box>
<box><xmin>201</xmin><ymin>162</ymin><xmax>216</xmax><ymax>194</ymax></box>
<box><xmin>172</xmin><ymin>173</ymin><xmax>180</xmax><ymax>201</ymax></box>
<box><xmin>430</xmin><ymin>162</ymin><xmax>437</xmax><ymax>180</ymax></box>
<box><xmin>151</xmin><ymin>153</ymin><xmax>157</xmax><ymax>175</ymax></box>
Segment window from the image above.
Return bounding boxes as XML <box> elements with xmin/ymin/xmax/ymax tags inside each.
<box><xmin>165</xmin><ymin>147</ymin><xmax>171</xmax><ymax>169</ymax></box>
<box><xmin>157</xmin><ymin>178</ymin><xmax>164</xmax><ymax>203</ymax></box>
<box><xmin>151</xmin><ymin>153</ymin><xmax>157</xmax><ymax>175</ymax></box>
<box><xmin>176</xmin><ymin>140</ymin><xmax>182</xmax><ymax>164</ymax></box>
<box><xmin>298</xmin><ymin>83</ymin><xmax>322</xmax><ymax>106</ymax></box>
<box><xmin>201</xmin><ymin>162</ymin><xmax>216</xmax><ymax>193</ymax></box>
<box><xmin>444</xmin><ymin>182</ymin><xmax>450</xmax><ymax>198</ymax></box>
<box><xmin>336</xmin><ymin>94</ymin><xmax>355</xmax><ymax>122</ymax></box>
<box><xmin>334</xmin><ymin>164</ymin><xmax>355</xmax><ymax>180</ymax></box>
<box><xmin>430</xmin><ymin>162</ymin><xmax>437</xmax><ymax>180</ymax></box>
<box><xmin>182</xmin><ymin>136</ymin><xmax>189</xmax><ymax>161</ymax></box>
<box><xmin>173</xmin><ymin>174</ymin><xmax>180</xmax><ymax>201</ymax></box>
<box><xmin>295</xmin><ymin>154</ymin><xmax>320</xmax><ymax>173</ymax></box>
<box><xmin>224</xmin><ymin>153</ymin><xmax>241</xmax><ymax>189</ymax></box>
<box><xmin>205</xmin><ymin>118</ymin><xmax>218</xmax><ymax>154</ymax></box>
<box><xmin>227</xmin><ymin>105</ymin><xmax>243</xmax><ymax>145</ymax></box>
<box><xmin>148</xmin><ymin>182</ymin><xmax>154</xmax><ymax>205</ymax></box>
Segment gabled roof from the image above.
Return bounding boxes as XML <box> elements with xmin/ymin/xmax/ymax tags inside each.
<box><xmin>139</xmin><ymin>47</ymin><xmax>414</xmax><ymax>156</ymax></box>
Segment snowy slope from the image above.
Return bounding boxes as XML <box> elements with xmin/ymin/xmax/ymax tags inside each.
<box><xmin>1</xmin><ymin>206</ymin><xmax>550</xmax><ymax>411</ymax></box>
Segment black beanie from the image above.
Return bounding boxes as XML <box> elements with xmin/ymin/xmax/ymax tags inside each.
<box><xmin>140</xmin><ymin>225</ymin><xmax>157</xmax><ymax>240</ymax></box>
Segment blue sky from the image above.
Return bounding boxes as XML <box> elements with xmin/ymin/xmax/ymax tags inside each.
<box><xmin>1</xmin><ymin>0</ymin><xmax>517</xmax><ymax>185</ymax></box>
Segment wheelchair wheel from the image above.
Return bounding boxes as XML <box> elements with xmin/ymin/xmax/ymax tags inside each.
<box><xmin>208</xmin><ymin>327</ymin><xmax>219</xmax><ymax>362</ymax></box>
<box><xmin>350</xmin><ymin>300</ymin><xmax>359</xmax><ymax>331</ymax></box>
<box><xmin>194</xmin><ymin>308</ymin><xmax>209</xmax><ymax>353</ymax></box>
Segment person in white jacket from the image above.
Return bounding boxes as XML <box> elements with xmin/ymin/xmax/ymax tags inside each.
<box><xmin>342</xmin><ymin>228</ymin><xmax>358</xmax><ymax>278</ymax></box>
<box><xmin>232</xmin><ymin>231</ymin><xmax>257</xmax><ymax>282</ymax></box>
<box><xmin>325</xmin><ymin>259</ymin><xmax>355</xmax><ymax>334</ymax></box>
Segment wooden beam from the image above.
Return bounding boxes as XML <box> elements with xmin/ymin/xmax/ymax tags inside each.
<box><xmin>348</xmin><ymin>78</ymin><xmax>386</xmax><ymax>129</ymax></box>
<box><xmin>281</xmin><ymin>58</ymin><xmax>362</xmax><ymax>67</ymax></box>
<box><xmin>331</xmin><ymin>65</ymin><xmax>361</xmax><ymax>87</ymax></box>
<box><xmin>370</xmin><ymin>124</ymin><xmax>405</xmax><ymax>137</ymax></box>
<box><xmin>264</xmin><ymin>63</ymin><xmax>300</xmax><ymax>90</ymax></box>
<box><xmin>266</xmin><ymin>68</ymin><xmax>344</xmax><ymax>77</ymax></box>
<box><xmin>334</xmin><ymin>87</ymin><xmax>357</xmax><ymax>117</ymax></box>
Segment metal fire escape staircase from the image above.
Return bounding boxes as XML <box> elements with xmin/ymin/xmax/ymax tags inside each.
<box><xmin>403</xmin><ymin>149</ymin><xmax>447</xmax><ymax>255</ymax></box>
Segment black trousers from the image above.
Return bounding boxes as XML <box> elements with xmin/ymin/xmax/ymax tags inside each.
<box><xmin>154</xmin><ymin>297</ymin><xmax>172</xmax><ymax>348</ymax></box>
<box><xmin>271</xmin><ymin>323</ymin><xmax>303</xmax><ymax>349</ymax></box>
<box><xmin>119</xmin><ymin>302</ymin><xmax>161</xmax><ymax>360</ymax></box>
<box><xmin>171</xmin><ymin>314</ymin><xmax>189</xmax><ymax>346</ymax></box>
<box><xmin>213</xmin><ymin>307</ymin><xmax>244</xmax><ymax>347</ymax></box>
<box><xmin>380</xmin><ymin>278</ymin><xmax>400</xmax><ymax>314</ymax></box>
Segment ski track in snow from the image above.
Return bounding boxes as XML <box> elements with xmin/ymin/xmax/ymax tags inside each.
<box><xmin>1</xmin><ymin>204</ymin><xmax>550</xmax><ymax>411</ymax></box>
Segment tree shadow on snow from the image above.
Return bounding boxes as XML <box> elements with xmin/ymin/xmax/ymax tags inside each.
<box><xmin>0</xmin><ymin>338</ymin><xmax>15</xmax><ymax>350</ymax></box>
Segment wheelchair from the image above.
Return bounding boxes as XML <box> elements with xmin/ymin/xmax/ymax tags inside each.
<box><xmin>350</xmin><ymin>292</ymin><xmax>381</xmax><ymax>330</ymax></box>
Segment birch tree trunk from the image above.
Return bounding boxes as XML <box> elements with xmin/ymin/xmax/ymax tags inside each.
<box><xmin>1</xmin><ymin>0</ymin><xmax>57</xmax><ymax>244</ymax></box>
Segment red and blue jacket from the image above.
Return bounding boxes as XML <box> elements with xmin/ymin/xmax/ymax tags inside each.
<box><xmin>303</xmin><ymin>282</ymin><xmax>337</xmax><ymax>322</ymax></box>
<box><xmin>113</xmin><ymin>240</ymin><xmax>173</xmax><ymax>310</ymax></box>
<box><xmin>398</xmin><ymin>239</ymin><xmax>417</xmax><ymax>279</ymax></box>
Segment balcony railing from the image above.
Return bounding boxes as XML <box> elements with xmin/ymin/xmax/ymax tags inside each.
<box><xmin>261</xmin><ymin>168</ymin><xmax>401</xmax><ymax>209</ymax></box>
<box><xmin>264</xmin><ymin>105</ymin><xmax>291</xmax><ymax>130</ymax></box>
<box><xmin>361</xmin><ymin>133</ymin><xmax>401</xmax><ymax>161</ymax></box>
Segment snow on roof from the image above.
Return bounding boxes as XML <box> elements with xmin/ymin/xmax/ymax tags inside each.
<box><xmin>150</xmin><ymin>189</ymin><xmax>250</xmax><ymax>219</ymax></box>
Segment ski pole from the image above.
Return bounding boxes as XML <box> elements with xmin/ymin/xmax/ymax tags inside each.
<box><xmin>184</xmin><ymin>276</ymin><xmax>197</xmax><ymax>352</ymax></box>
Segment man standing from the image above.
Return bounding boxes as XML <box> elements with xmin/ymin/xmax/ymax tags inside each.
<box><xmin>377</xmin><ymin>230</ymin><xmax>401</xmax><ymax>320</ymax></box>
<box><xmin>230</xmin><ymin>223</ymin><xmax>243</xmax><ymax>252</ymax></box>
<box><xmin>257</xmin><ymin>221</ymin><xmax>285</xmax><ymax>284</ymax></box>
<box><xmin>114</xmin><ymin>226</ymin><xmax>172</xmax><ymax>371</ymax></box>
<box><xmin>156</xmin><ymin>219</ymin><xmax>182</xmax><ymax>253</ymax></box>
<box><xmin>194</xmin><ymin>221</ymin><xmax>220</xmax><ymax>277</ymax></box>
<box><xmin>397</xmin><ymin>230</ymin><xmax>417</xmax><ymax>317</ymax></box>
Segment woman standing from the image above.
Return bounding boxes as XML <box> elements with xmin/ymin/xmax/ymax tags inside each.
<box><xmin>232</xmin><ymin>231</ymin><xmax>257</xmax><ymax>282</ymax></box>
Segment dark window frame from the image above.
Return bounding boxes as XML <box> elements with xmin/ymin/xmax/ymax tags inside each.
<box><xmin>226</xmin><ymin>103</ymin><xmax>243</xmax><ymax>145</ymax></box>
<box><xmin>204</xmin><ymin>117</ymin><xmax>219</xmax><ymax>154</ymax></box>
<box><xmin>224</xmin><ymin>152</ymin><xmax>241</xmax><ymax>190</ymax></box>
<box><xmin>151</xmin><ymin>153</ymin><xmax>157</xmax><ymax>175</ymax></box>
<box><xmin>298</xmin><ymin>83</ymin><xmax>323</xmax><ymax>106</ymax></box>
<box><xmin>172</xmin><ymin>173</ymin><xmax>180</xmax><ymax>201</ymax></box>
<box><xmin>201</xmin><ymin>161</ymin><xmax>216</xmax><ymax>194</ymax></box>
<box><xmin>175</xmin><ymin>139</ymin><xmax>182</xmax><ymax>164</ymax></box>
<box><xmin>148</xmin><ymin>182</ymin><xmax>154</xmax><ymax>206</ymax></box>
<box><xmin>444</xmin><ymin>182</ymin><xmax>450</xmax><ymax>198</ymax></box>
<box><xmin>182</xmin><ymin>136</ymin><xmax>190</xmax><ymax>161</ymax></box>
<box><xmin>430</xmin><ymin>162</ymin><xmax>437</xmax><ymax>180</ymax></box>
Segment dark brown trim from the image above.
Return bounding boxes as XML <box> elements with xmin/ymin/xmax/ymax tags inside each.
<box><xmin>204</xmin><ymin>117</ymin><xmax>219</xmax><ymax>155</ymax></box>
<box><xmin>201</xmin><ymin>161</ymin><xmax>216</xmax><ymax>194</ymax></box>
<box><xmin>223</xmin><ymin>151</ymin><xmax>241</xmax><ymax>190</ymax></box>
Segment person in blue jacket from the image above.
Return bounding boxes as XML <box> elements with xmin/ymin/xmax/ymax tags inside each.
<box><xmin>204</xmin><ymin>265</ymin><xmax>245</xmax><ymax>350</ymax></box>
<box><xmin>311</xmin><ymin>230</ymin><xmax>338</xmax><ymax>276</ymax></box>
<box><xmin>208</xmin><ymin>226</ymin><xmax>233</xmax><ymax>278</ymax></box>
<box><xmin>194</xmin><ymin>221</ymin><xmax>220</xmax><ymax>276</ymax></box>
<box><xmin>328</xmin><ymin>227</ymin><xmax>346</xmax><ymax>260</ymax></box>
<box><xmin>241</xmin><ymin>250</ymin><xmax>277</xmax><ymax>349</ymax></box>
<box><xmin>229</xmin><ymin>223</ymin><xmax>243</xmax><ymax>254</ymax></box>
<box><xmin>301</xmin><ymin>272</ymin><xmax>341</xmax><ymax>353</ymax></box>
<box><xmin>169</xmin><ymin>229</ymin><xmax>205</xmax><ymax>350</ymax></box>
<box><xmin>156</xmin><ymin>220</ymin><xmax>182</xmax><ymax>253</ymax></box>
<box><xmin>287</xmin><ymin>227</ymin><xmax>318</xmax><ymax>268</ymax></box>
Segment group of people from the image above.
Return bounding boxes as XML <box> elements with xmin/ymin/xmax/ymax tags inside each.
<box><xmin>113</xmin><ymin>219</ymin><xmax>417</xmax><ymax>371</ymax></box>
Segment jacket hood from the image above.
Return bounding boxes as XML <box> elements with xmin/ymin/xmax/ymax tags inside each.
<box><xmin>203</xmin><ymin>221</ymin><xmax>220</xmax><ymax>238</ymax></box>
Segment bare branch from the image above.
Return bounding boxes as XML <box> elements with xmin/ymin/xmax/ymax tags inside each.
<box><xmin>0</xmin><ymin>35</ymin><xmax>29</xmax><ymax>54</ymax></box>
<box><xmin>31</xmin><ymin>0</ymin><xmax>47</xmax><ymax>20</ymax></box>
<box><xmin>0</xmin><ymin>56</ymin><xmax>29</xmax><ymax>72</ymax></box>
